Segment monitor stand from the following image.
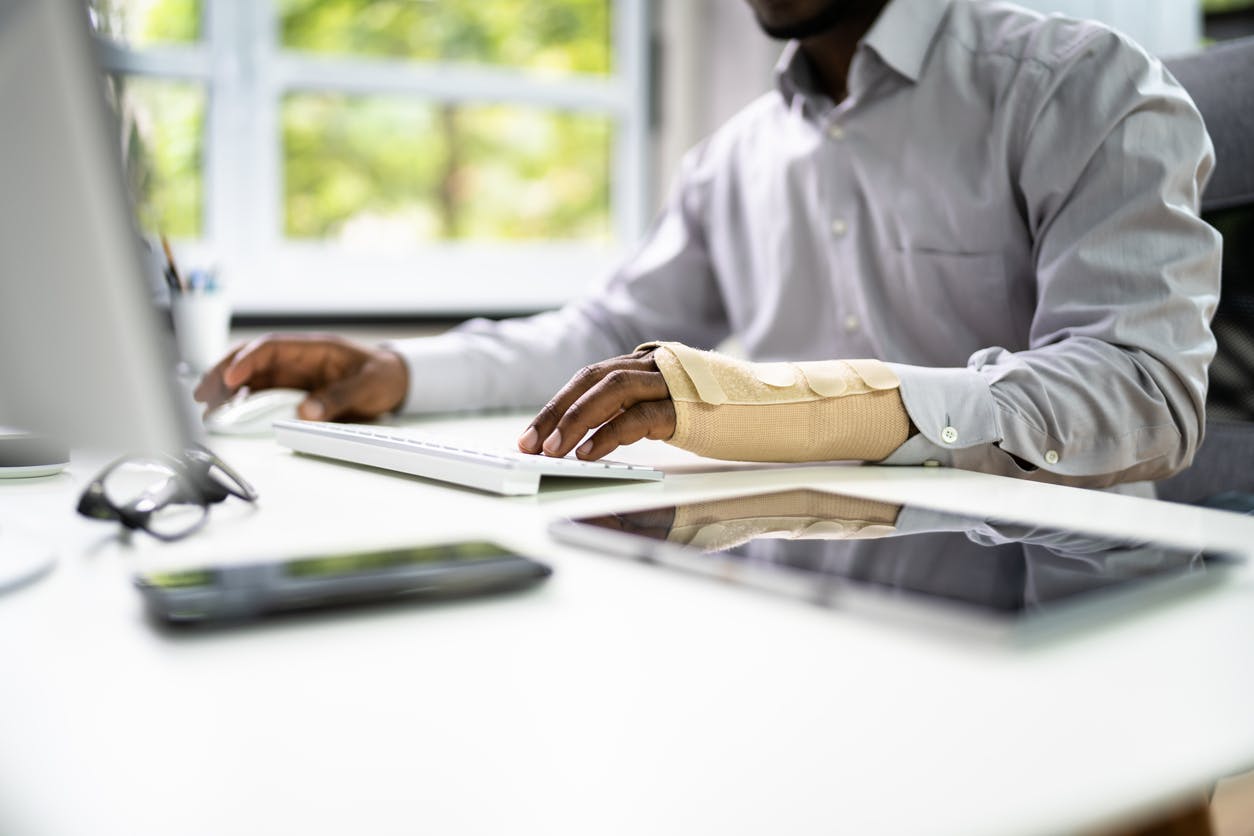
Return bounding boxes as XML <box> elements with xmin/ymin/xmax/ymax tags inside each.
<box><xmin>0</xmin><ymin>428</ymin><xmax>70</xmax><ymax>479</ymax></box>
<box><xmin>0</xmin><ymin>430</ymin><xmax>68</xmax><ymax>593</ymax></box>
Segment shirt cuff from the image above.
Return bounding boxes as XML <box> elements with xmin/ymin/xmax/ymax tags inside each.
<box><xmin>381</xmin><ymin>335</ymin><xmax>478</xmax><ymax>415</ymax></box>
<box><xmin>879</xmin><ymin>364</ymin><xmax>1001</xmax><ymax>466</ymax></box>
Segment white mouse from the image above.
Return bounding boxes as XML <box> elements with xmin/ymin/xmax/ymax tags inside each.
<box><xmin>204</xmin><ymin>388</ymin><xmax>308</xmax><ymax>436</ymax></box>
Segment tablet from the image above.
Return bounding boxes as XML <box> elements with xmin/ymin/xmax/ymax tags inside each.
<box><xmin>549</xmin><ymin>489</ymin><xmax>1241</xmax><ymax>642</ymax></box>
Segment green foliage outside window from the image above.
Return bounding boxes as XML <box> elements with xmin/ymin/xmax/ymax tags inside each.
<box><xmin>108</xmin><ymin>76</ymin><xmax>205</xmax><ymax>238</ymax></box>
<box><xmin>91</xmin><ymin>0</ymin><xmax>200</xmax><ymax>45</ymax></box>
<box><xmin>1203</xmin><ymin>0</ymin><xmax>1254</xmax><ymax>12</ymax></box>
<box><xmin>278</xmin><ymin>0</ymin><xmax>611</xmax><ymax>76</ymax></box>
<box><xmin>282</xmin><ymin>95</ymin><xmax>611</xmax><ymax>243</ymax></box>
<box><xmin>279</xmin><ymin>0</ymin><xmax>614</xmax><ymax>243</ymax></box>
<box><xmin>92</xmin><ymin>0</ymin><xmax>615</xmax><ymax>245</ymax></box>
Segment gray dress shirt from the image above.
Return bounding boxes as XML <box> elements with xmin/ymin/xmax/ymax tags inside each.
<box><xmin>390</xmin><ymin>0</ymin><xmax>1221</xmax><ymax>487</ymax></box>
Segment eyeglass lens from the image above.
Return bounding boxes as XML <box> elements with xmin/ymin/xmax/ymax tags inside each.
<box><xmin>101</xmin><ymin>459</ymin><xmax>207</xmax><ymax>539</ymax></box>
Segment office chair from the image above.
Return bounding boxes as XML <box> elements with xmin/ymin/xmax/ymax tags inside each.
<box><xmin>1154</xmin><ymin>37</ymin><xmax>1254</xmax><ymax>509</ymax></box>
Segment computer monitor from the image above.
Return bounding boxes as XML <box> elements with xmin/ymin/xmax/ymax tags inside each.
<box><xmin>0</xmin><ymin>0</ymin><xmax>195</xmax><ymax>589</ymax></box>
<box><xmin>0</xmin><ymin>0</ymin><xmax>192</xmax><ymax>456</ymax></box>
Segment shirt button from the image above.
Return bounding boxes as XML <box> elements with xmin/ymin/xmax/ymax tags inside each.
<box><xmin>830</xmin><ymin>219</ymin><xmax>847</xmax><ymax>237</ymax></box>
<box><xmin>844</xmin><ymin>314</ymin><xmax>860</xmax><ymax>331</ymax></box>
<box><xmin>1044</xmin><ymin>449</ymin><xmax>1060</xmax><ymax>465</ymax></box>
<box><xmin>940</xmin><ymin>426</ymin><xmax>959</xmax><ymax>445</ymax></box>
<box><xmin>923</xmin><ymin>459</ymin><xmax>941</xmax><ymax>468</ymax></box>
<box><xmin>827</xmin><ymin>124</ymin><xmax>845</xmax><ymax>140</ymax></box>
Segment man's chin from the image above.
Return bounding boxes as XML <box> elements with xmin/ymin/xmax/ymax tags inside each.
<box><xmin>751</xmin><ymin>0</ymin><xmax>879</xmax><ymax>40</ymax></box>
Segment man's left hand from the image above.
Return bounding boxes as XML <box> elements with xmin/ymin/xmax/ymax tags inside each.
<box><xmin>517</xmin><ymin>348</ymin><xmax>676</xmax><ymax>460</ymax></box>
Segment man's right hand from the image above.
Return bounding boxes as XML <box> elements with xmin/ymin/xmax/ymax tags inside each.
<box><xmin>193</xmin><ymin>333</ymin><xmax>410</xmax><ymax>422</ymax></box>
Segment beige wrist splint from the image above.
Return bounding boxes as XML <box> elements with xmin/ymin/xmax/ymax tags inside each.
<box><xmin>641</xmin><ymin>341</ymin><xmax>910</xmax><ymax>463</ymax></box>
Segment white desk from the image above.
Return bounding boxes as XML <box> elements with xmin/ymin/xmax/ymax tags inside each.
<box><xmin>2</xmin><ymin>412</ymin><xmax>1253</xmax><ymax>836</ymax></box>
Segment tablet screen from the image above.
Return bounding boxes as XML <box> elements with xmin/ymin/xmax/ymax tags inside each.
<box><xmin>553</xmin><ymin>490</ymin><xmax>1239</xmax><ymax>639</ymax></box>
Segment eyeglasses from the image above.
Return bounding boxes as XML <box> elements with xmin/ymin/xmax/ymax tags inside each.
<box><xmin>77</xmin><ymin>445</ymin><xmax>258</xmax><ymax>541</ymax></box>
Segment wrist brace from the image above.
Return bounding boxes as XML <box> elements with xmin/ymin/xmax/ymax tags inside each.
<box><xmin>641</xmin><ymin>341</ymin><xmax>910</xmax><ymax>463</ymax></box>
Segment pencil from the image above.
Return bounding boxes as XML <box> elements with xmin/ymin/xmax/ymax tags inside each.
<box><xmin>160</xmin><ymin>234</ymin><xmax>187</xmax><ymax>293</ymax></box>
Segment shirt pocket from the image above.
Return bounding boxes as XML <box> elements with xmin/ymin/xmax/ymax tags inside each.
<box><xmin>882</xmin><ymin>248</ymin><xmax>1020</xmax><ymax>366</ymax></box>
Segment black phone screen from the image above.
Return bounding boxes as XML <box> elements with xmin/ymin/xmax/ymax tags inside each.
<box><xmin>134</xmin><ymin>541</ymin><xmax>551</xmax><ymax>625</ymax></box>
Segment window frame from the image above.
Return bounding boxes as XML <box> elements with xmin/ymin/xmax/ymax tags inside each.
<box><xmin>95</xmin><ymin>0</ymin><xmax>651</xmax><ymax>316</ymax></box>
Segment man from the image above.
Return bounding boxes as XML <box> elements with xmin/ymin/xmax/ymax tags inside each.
<box><xmin>195</xmin><ymin>0</ymin><xmax>1220</xmax><ymax>489</ymax></box>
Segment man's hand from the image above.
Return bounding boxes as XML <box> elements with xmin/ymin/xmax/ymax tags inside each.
<box><xmin>517</xmin><ymin>348</ymin><xmax>676</xmax><ymax>460</ymax></box>
<box><xmin>193</xmin><ymin>333</ymin><xmax>409</xmax><ymax>422</ymax></box>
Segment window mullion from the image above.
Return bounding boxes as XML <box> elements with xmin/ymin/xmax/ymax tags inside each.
<box><xmin>95</xmin><ymin>41</ymin><xmax>211</xmax><ymax>80</ymax></box>
<box><xmin>272</xmin><ymin>55</ymin><xmax>626</xmax><ymax>111</ymax></box>
<box><xmin>614</xmin><ymin>0</ymin><xmax>651</xmax><ymax>243</ymax></box>
<box><xmin>204</xmin><ymin>1</ymin><xmax>244</xmax><ymax>282</ymax></box>
<box><xmin>250</xmin><ymin>1</ymin><xmax>282</xmax><ymax>274</ymax></box>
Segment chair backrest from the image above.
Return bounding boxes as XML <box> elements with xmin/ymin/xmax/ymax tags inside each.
<box><xmin>1155</xmin><ymin>40</ymin><xmax>1254</xmax><ymax>504</ymax></box>
<box><xmin>1166</xmin><ymin>38</ymin><xmax>1254</xmax><ymax>421</ymax></box>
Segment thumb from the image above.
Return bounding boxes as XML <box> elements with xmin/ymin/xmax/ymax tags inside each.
<box><xmin>301</xmin><ymin>376</ymin><xmax>365</xmax><ymax>422</ymax></box>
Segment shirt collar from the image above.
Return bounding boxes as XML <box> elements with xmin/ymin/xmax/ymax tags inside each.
<box><xmin>774</xmin><ymin>0</ymin><xmax>952</xmax><ymax>104</ymax></box>
<box><xmin>862</xmin><ymin>0</ymin><xmax>952</xmax><ymax>83</ymax></box>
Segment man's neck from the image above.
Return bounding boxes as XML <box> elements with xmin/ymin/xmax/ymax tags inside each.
<box><xmin>796</xmin><ymin>1</ymin><xmax>889</xmax><ymax>102</ymax></box>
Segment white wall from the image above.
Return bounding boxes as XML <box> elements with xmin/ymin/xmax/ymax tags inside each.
<box><xmin>652</xmin><ymin>0</ymin><xmax>778</xmax><ymax>203</ymax></box>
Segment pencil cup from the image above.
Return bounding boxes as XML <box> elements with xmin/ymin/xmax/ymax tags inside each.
<box><xmin>171</xmin><ymin>291</ymin><xmax>231</xmax><ymax>374</ymax></box>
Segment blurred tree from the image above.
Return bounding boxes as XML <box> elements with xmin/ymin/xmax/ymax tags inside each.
<box><xmin>279</xmin><ymin>0</ymin><xmax>610</xmax><ymax>75</ymax></box>
<box><xmin>91</xmin><ymin>0</ymin><xmax>203</xmax><ymax>237</ymax></box>
<box><xmin>91</xmin><ymin>0</ymin><xmax>200</xmax><ymax>45</ymax></box>
<box><xmin>279</xmin><ymin>0</ymin><xmax>614</xmax><ymax>244</ymax></box>
<box><xmin>103</xmin><ymin>74</ymin><xmax>204</xmax><ymax>238</ymax></box>
<box><xmin>91</xmin><ymin>0</ymin><xmax>616</xmax><ymax>245</ymax></box>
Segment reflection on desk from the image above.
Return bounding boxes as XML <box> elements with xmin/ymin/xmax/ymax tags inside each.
<box><xmin>554</xmin><ymin>489</ymin><xmax>1240</xmax><ymax>642</ymax></box>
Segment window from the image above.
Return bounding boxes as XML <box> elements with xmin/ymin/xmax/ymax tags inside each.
<box><xmin>90</xmin><ymin>0</ymin><xmax>650</xmax><ymax>315</ymax></box>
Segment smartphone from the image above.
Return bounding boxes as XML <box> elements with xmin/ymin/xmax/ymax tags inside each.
<box><xmin>134</xmin><ymin>541</ymin><xmax>551</xmax><ymax>626</ymax></box>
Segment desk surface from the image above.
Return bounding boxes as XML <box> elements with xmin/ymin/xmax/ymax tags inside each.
<box><xmin>2</xmin><ymin>413</ymin><xmax>1253</xmax><ymax>836</ymax></box>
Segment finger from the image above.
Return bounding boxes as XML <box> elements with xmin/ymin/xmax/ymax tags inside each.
<box><xmin>574</xmin><ymin>399</ymin><xmax>676</xmax><ymax>461</ymax></box>
<box><xmin>221</xmin><ymin>336</ymin><xmax>286</xmax><ymax>390</ymax></box>
<box><xmin>223</xmin><ymin>335</ymin><xmax>339</xmax><ymax>391</ymax></box>
<box><xmin>193</xmin><ymin>344</ymin><xmax>246</xmax><ymax>409</ymax></box>
<box><xmin>517</xmin><ymin>356</ymin><xmax>657</xmax><ymax>454</ymax></box>
<box><xmin>542</xmin><ymin>370</ymin><xmax>669</xmax><ymax>458</ymax></box>
<box><xmin>303</xmin><ymin>375</ymin><xmax>368</xmax><ymax>422</ymax></box>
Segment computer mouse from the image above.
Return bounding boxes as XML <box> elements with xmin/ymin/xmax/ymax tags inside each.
<box><xmin>204</xmin><ymin>388</ymin><xmax>308</xmax><ymax>436</ymax></box>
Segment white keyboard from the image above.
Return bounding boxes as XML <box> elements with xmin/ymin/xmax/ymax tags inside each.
<box><xmin>273</xmin><ymin>419</ymin><xmax>665</xmax><ymax>496</ymax></box>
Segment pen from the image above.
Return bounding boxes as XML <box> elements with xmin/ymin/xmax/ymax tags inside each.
<box><xmin>160</xmin><ymin>234</ymin><xmax>187</xmax><ymax>294</ymax></box>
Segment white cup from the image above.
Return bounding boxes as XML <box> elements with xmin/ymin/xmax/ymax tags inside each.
<box><xmin>171</xmin><ymin>291</ymin><xmax>231</xmax><ymax>374</ymax></box>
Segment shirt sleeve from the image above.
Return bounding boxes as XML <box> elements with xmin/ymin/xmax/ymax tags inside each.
<box><xmin>880</xmin><ymin>29</ymin><xmax>1221</xmax><ymax>487</ymax></box>
<box><xmin>384</xmin><ymin>145</ymin><xmax>731</xmax><ymax>414</ymax></box>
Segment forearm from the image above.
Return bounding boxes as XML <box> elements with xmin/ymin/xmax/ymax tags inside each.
<box><xmin>384</xmin><ymin>303</ymin><xmax>634</xmax><ymax>415</ymax></box>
